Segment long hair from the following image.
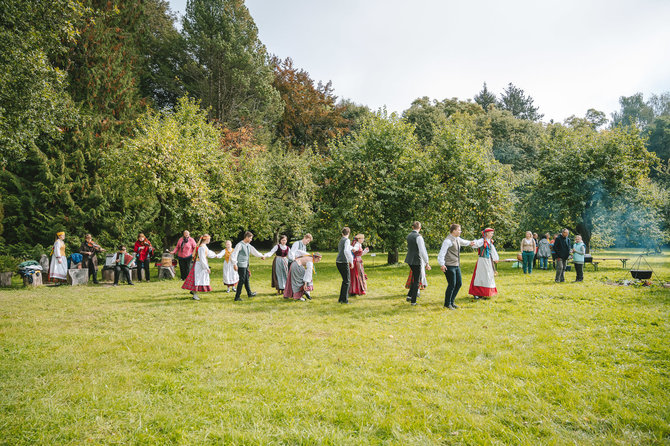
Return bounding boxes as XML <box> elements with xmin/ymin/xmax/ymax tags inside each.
<box><xmin>193</xmin><ymin>234</ymin><xmax>210</xmax><ymax>262</ymax></box>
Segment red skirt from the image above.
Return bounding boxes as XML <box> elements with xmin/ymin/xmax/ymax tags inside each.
<box><xmin>349</xmin><ymin>258</ymin><xmax>367</xmax><ymax>295</ymax></box>
<box><xmin>405</xmin><ymin>270</ymin><xmax>426</xmax><ymax>290</ymax></box>
<box><xmin>181</xmin><ymin>265</ymin><xmax>212</xmax><ymax>292</ymax></box>
<box><xmin>468</xmin><ymin>260</ymin><xmax>497</xmax><ymax>297</ymax></box>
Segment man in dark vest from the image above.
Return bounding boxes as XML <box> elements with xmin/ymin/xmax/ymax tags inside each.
<box><xmin>437</xmin><ymin>224</ymin><xmax>475</xmax><ymax>309</ymax></box>
<box><xmin>553</xmin><ymin>228</ymin><xmax>571</xmax><ymax>283</ymax></box>
<box><xmin>79</xmin><ymin>233</ymin><xmax>105</xmax><ymax>284</ymax></box>
<box><xmin>405</xmin><ymin>221</ymin><xmax>431</xmax><ymax>306</ymax></box>
<box><xmin>336</xmin><ymin>227</ymin><xmax>354</xmax><ymax>304</ymax></box>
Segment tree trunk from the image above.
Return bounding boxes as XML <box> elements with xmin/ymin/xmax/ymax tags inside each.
<box><xmin>387</xmin><ymin>247</ymin><xmax>399</xmax><ymax>265</ymax></box>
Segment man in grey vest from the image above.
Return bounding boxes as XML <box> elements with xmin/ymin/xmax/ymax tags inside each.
<box><xmin>232</xmin><ymin>231</ymin><xmax>266</xmax><ymax>301</ymax></box>
<box><xmin>437</xmin><ymin>224</ymin><xmax>475</xmax><ymax>310</ymax></box>
<box><xmin>336</xmin><ymin>227</ymin><xmax>354</xmax><ymax>304</ymax></box>
<box><xmin>405</xmin><ymin>221</ymin><xmax>431</xmax><ymax>305</ymax></box>
<box><xmin>289</xmin><ymin>233</ymin><xmax>312</xmax><ymax>269</ymax></box>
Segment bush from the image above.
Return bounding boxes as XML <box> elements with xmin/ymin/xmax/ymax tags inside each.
<box><xmin>0</xmin><ymin>255</ymin><xmax>20</xmax><ymax>272</ymax></box>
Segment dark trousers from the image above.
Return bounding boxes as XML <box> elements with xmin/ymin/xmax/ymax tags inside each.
<box><xmin>137</xmin><ymin>258</ymin><xmax>150</xmax><ymax>281</ymax></box>
<box><xmin>85</xmin><ymin>259</ymin><xmax>98</xmax><ymax>283</ymax></box>
<box><xmin>336</xmin><ymin>262</ymin><xmax>350</xmax><ymax>303</ymax></box>
<box><xmin>114</xmin><ymin>265</ymin><xmax>133</xmax><ymax>284</ymax></box>
<box><xmin>235</xmin><ymin>266</ymin><xmax>252</xmax><ymax>299</ymax></box>
<box><xmin>555</xmin><ymin>258</ymin><xmax>567</xmax><ymax>282</ymax></box>
<box><xmin>444</xmin><ymin>266</ymin><xmax>462</xmax><ymax>307</ymax></box>
<box><xmin>177</xmin><ymin>256</ymin><xmax>192</xmax><ymax>280</ymax></box>
<box><xmin>408</xmin><ymin>264</ymin><xmax>422</xmax><ymax>303</ymax></box>
<box><xmin>574</xmin><ymin>263</ymin><xmax>584</xmax><ymax>281</ymax></box>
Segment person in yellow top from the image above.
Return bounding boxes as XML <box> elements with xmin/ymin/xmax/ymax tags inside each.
<box><xmin>221</xmin><ymin>240</ymin><xmax>238</xmax><ymax>292</ymax></box>
<box><xmin>49</xmin><ymin>231</ymin><xmax>68</xmax><ymax>284</ymax></box>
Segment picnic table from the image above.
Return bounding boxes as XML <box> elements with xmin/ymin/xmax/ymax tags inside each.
<box><xmin>588</xmin><ymin>257</ymin><xmax>630</xmax><ymax>271</ymax></box>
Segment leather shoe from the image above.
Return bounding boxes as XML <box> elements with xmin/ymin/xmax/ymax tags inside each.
<box><xmin>249</xmin><ymin>292</ymin><xmax>257</xmax><ymax>297</ymax></box>
<box><xmin>406</xmin><ymin>297</ymin><xmax>411</xmax><ymax>302</ymax></box>
<box><xmin>234</xmin><ymin>297</ymin><xmax>242</xmax><ymax>301</ymax></box>
<box><xmin>451</xmin><ymin>304</ymin><xmax>458</xmax><ymax>309</ymax></box>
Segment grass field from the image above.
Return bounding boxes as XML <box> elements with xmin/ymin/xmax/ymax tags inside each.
<box><xmin>1</xmin><ymin>249</ymin><xmax>669</xmax><ymax>445</ymax></box>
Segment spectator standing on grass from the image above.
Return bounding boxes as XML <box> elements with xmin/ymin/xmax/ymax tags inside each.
<box><xmin>553</xmin><ymin>229</ymin><xmax>571</xmax><ymax>283</ymax></box>
<box><xmin>171</xmin><ymin>230</ymin><xmax>197</xmax><ymax>280</ymax></box>
<box><xmin>520</xmin><ymin>231</ymin><xmax>537</xmax><ymax>274</ymax></box>
<box><xmin>572</xmin><ymin>235</ymin><xmax>586</xmax><ymax>282</ymax></box>
<box><xmin>532</xmin><ymin>232</ymin><xmax>539</xmax><ymax>268</ymax></box>
<box><xmin>537</xmin><ymin>234</ymin><xmax>551</xmax><ymax>270</ymax></box>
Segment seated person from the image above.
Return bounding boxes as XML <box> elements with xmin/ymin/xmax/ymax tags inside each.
<box><xmin>112</xmin><ymin>245</ymin><xmax>135</xmax><ymax>286</ymax></box>
<box><xmin>283</xmin><ymin>253</ymin><xmax>322</xmax><ymax>301</ymax></box>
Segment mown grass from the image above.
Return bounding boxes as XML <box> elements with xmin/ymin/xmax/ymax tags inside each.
<box><xmin>1</xmin><ymin>249</ymin><xmax>669</xmax><ymax>445</ymax></box>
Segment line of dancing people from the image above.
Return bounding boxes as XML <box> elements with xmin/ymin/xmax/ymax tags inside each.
<box><xmin>47</xmin><ymin>222</ymin><xmax>499</xmax><ymax>307</ymax></box>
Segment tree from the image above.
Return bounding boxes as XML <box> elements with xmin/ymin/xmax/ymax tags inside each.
<box><xmin>181</xmin><ymin>0</ymin><xmax>282</xmax><ymax>130</ymax></box>
<box><xmin>474</xmin><ymin>82</ymin><xmax>497</xmax><ymax>111</ymax></box>
<box><xmin>424</xmin><ymin>114</ymin><xmax>517</xmax><ymax>247</ymax></box>
<box><xmin>0</xmin><ymin>0</ymin><xmax>84</xmax><ymax>165</ymax></box>
<box><xmin>271</xmin><ymin>57</ymin><xmax>349</xmax><ymax>153</ymax></box>
<box><xmin>484</xmin><ymin>107</ymin><xmax>543</xmax><ymax>169</ymax></box>
<box><xmin>105</xmin><ymin>96</ymin><xmax>235</xmax><ymax>246</ymax></box>
<box><xmin>611</xmin><ymin>93</ymin><xmax>654</xmax><ymax>128</ymax></box>
<box><xmin>403</xmin><ymin>97</ymin><xmax>484</xmax><ymax>146</ymax></box>
<box><xmin>498</xmin><ymin>83</ymin><xmax>543</xmax><ymax>121</ymax></box>
<box><xmin>520</xmin><ymin>124</ymin><xmax>657</xmax><ymax>250</ymax></box>
<box><xmin>317</xmin><ymin>111</ymin><xmax>436</xmax><ymax>264</ymax></box>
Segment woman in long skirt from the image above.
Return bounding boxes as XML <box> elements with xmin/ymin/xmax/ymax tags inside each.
<box><xmin>221</xmin><ymin>240</ymin><xmax>238</xmax><ymax>292</ymax></box>
<box><xmin>284</xmin><ymin>253</ymin><xmax>322</xmax><ymax>301</ymax></box>
<box><xmin>265</xmin><ymin>234</ymin><xmax>290</xmax><ymax>295</ymax></box>
<box><xmin>469</xmin><ymin>228</ymin><xmax>498</xmax><ymax>299</ymax></box>
<box><xmin>182</xmin><ymin>234</ymin><xmax>220</xmax><ymax>300</ymax></box>
<box><xmin>49</xmin><ymin>231</ymin><xmax>68</xmax><ymax>284</ymax></box>
<box><xmin>349</xmin><ymin>233</ymin><xmax>369</xmax><ymax>296</ymax></box>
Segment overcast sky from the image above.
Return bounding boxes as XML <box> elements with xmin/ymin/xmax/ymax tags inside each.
<box><xmin>167</xmin><ymin>0</ymin><xmax>670</xmax><ymax>123</ymax></box>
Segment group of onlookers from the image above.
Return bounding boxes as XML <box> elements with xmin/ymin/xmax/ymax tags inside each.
<box><xmin>519</xmin><ymin>229</ymin><xmax>586</xmax><ymax>282</ymax></box>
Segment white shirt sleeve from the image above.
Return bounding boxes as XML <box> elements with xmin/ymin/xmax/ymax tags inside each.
<box><xmin>198</xmin><ymin>246</ymin><xmax>210</xmax><ymax>269</ymax></box>
<box><xmin>249</xmin><ymin>245</ymin><xmax>264</xmax><ymax>258</ymax></box>
<box><xmin>417</xmin><ymin>235</ymin><xmax>430</xmax><ymax>265</ymax></box>
<box><xmin>264</xmin><ymin>245</ymin><xmax>279</xmax><ymax>258</ymax></box>
<box><xmin>437</xmin><ymin>238</ymin><xmax>453</xmax><ymax>266</ymax></box>
<box><xmin>351</xmin><ymin>242</ymin><xmax>361</xmax><ymax>253</ymax></box>
<box><xmin>303</xmin><ymin>261</ymin><xmax>314</xmax><ymax>284</ymax></box>
<box><xmin>457</xmin><ymin>237</ymin><xmax>472</xmax><ymax>247</ymax></box>
<box><xmin>344</xmin><ymin>239</ymin><xmax>354</xmax><ymax>264</ymax></box>
<box><xmin>289</xmin><ymin>241</ymin><xmax>300</xmax><ymax>261</ymax></box>
<box><xmin>230</xmin><ymin>243</ymin><xmax>242</xmax><ymax>266</ymax></box>
<box><xmin>206</xmin><ymin>247</ymin><xmax>218</xmax><ymax>259</ymax></box>
<box><xmin>472</xmin><ymin>238</ymin><xmax>484</xmax><ymax>248</ymax></box>
<box><xmin>490</xmin><ymin>243</ymin><xmax>499</xmax><ymax>262</ymax></box>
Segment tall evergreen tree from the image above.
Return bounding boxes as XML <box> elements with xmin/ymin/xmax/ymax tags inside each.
<box><xmin>181</xmin><ymin>0</ymin><xmax>282</xmax><ymax>130</ymax></box>
<box><xmin>498</xmin><ymin>83</ymin><xmax>543</xmax><ymax>121</ymax></box>
<box><xmin>473</xmin><ymin>82</ymin><xmax>497</xmax><ymax>111</ymax></box>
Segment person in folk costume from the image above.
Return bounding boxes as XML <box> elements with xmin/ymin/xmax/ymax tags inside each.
<box><xmin>437</xmin><ymin>224</ymin><xmax>476</xmax><ymax>310</ymax></box>
<box><xmin>469</xmin><ymin>228</ymin><xmax>499</xmax><ymax>299</ymax></box>
<box><xmin>171</xmin><ymin>230</ymin><xmax>197</xmax><ymax>280</ymax></box>
<box><xmin>49</xmin><ymin>231</ymin><xmax>68</xmax><ymax>284</ymax></box>
<box><xmin>134</xmin><ymin>233</ymin><xmax>154</xmax><ymax>282</ymax></box>
<box><xmin>231</xmin><ymin>231</ymin><xmax>266</xmax><ymax>302</ymax></box>
<box><xmin>264</xmin><ymin>234</ymin><xmax>291</xmax><ymax>295</ymax></box>
<box><xmin>349</xmin><ymin>233</ymin><xmax>370</xmax><ymax>296</ymax></box>
<box><xmin>289</xmin><ymin>233</ymin><xmax>312</xmax><ymax>268</ymax></box>
<box><xmin>284</xmin><ymin>253</ymin><xmax>322</xmax><ymax>301</ymax></box>
<box><xmin>181</xmin><ymin>234</ymin><xmax>221</xmax><ymax>301</ymax></box>
<box><xmin>79</xmin><ymin>233</ymin><xmax>105</xmax><ymax>284</ymax></box>
<box><xmin>221</xmin><ymin>240</ymin><xmax>239</xmax><ymax>293</ymax></box>
<box><xmin>405</xmin><ymin>221</ymin><xmax>431</xmax><ymax>306</ymax></box>
<box><xmin>336</xmin><ymin>227</ymin><xmax>355</xmax><ymax>304</ymax></box>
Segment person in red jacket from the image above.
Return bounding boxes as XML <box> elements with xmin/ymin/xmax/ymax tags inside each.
<box><xmin>134</xmin><ymin>233</ymin><xmax>154</xmax><ymax>282</ymax></box>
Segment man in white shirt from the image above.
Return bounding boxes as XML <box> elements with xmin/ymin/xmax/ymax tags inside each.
<box><xmin>231</xmin><ymin>231</ymin><xmax>265</xmax><ymax>301</ymax></box>
<box><xmin>335</xmin><ymin>227</ymin><xmax>355</xmax><ymax>304</ymax></box>
<box><xmin>289</xmin><ymin>233</ymin><xmax>312</xmax><ymax>264</ymax></box>
<box><xmin>404</xmin><ymin>221</ymin><xmax>431</xmax><ymax>306</ymax></box>
<box><xmin>437</xmin><ymin>224</ymin><xmax>475</xmax><ymax>310</ymax></box>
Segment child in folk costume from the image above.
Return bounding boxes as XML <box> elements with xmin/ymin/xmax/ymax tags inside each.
<box><xmin>284</xmin><ymin>253</ymin><xmax>322</xmax><ymax>301</ymax></box>
<box><xmin>264</xmin><ymin>234</ymin><xmax>291</xmax><ymax>295</ymax></box>
<box><xmin>349</xmin><ymin>234</ymin><xmax>369</xmax><ymax>296</ymax></box>
<box><xmin>49</xmin><ymin>231</ymin><xmax>68</xmax><ymax>284</ymax></box>
<box><xmin>221</xmin><ymin>240</ymin><xmax>238</xmax><ymax>292</ymax></box>
<box><xmin>469</xmin><ymin>228</ymin><xmax>498</xmax><ymax>299</ymax></box>
<box><xmin>181</xmin><ymin>234</ymin><xmax>220</xmax><ymax>301</ymax></box>
<box><xmin>112</xmin><ymin>245</ymin><xmax>135</xmax><ymax>285</ymax></box>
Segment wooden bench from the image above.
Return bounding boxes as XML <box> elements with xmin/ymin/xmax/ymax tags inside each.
<box><xmin>588</xmin><ymin>258</ymin><xmax>629</xmax><ymax>271</ymax></box>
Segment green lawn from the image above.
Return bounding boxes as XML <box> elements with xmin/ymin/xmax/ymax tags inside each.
<box><xmin>1</xmin><ymin>249</ymin><xmax>669</xmax><ymax>445</ymax></box>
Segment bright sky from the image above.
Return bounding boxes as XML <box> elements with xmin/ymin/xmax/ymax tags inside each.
<box><xmin>168</xmin><ymin>0</ymin><xmax>670</xmax><ymax>123</ymax></box>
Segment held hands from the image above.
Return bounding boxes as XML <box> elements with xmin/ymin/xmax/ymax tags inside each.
<box><xmin>425</xmin><ymin>264</ymin><xmax>432</xmax><ymax>271</ymax></box>
<box><xmin>441</xmin><ymin>265</ymin><xmax>447</xmax><ymax>272</ymax></box>
<box><xmin>234</xmin><ymin>265</ymin><xmax>238</xmax><ymax>271</ymax></box>
<box><xmin>469</xmin><ymin>241</ymin><xmax>476</xmax><ymax>247</ymax></box>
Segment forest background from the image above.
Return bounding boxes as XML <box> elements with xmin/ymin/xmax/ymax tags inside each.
<box><xmin>1</xmin><ymin>0</ymin><xmax>668</xmax><ymax>264</ymax></box>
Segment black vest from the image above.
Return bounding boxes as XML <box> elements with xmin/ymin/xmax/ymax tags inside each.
<box><xmin>336</xmin><ymin>237</ymin><xmax>348</xmax><ymax>263</ymax></box>
<box><xmin>404</xmin><ymin>231</ymin><xmax>421</xmax><ymax>265</ymax></box>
